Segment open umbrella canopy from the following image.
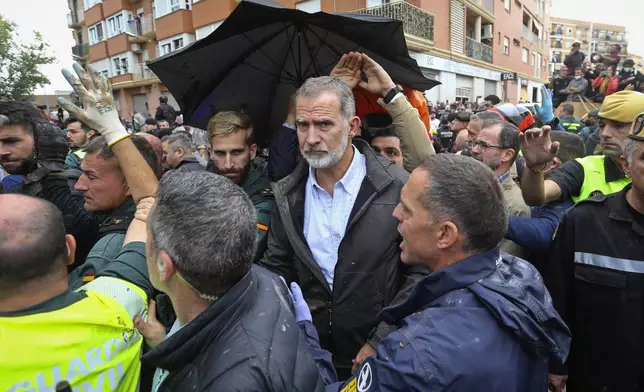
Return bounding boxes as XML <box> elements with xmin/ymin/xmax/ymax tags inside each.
<box><xmin>148</xmin><ymin>0</ymin><xmax>439</xmax><ymax>145</ymax></box>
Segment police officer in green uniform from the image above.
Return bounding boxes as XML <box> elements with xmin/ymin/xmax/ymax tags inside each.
<box><xmin>519</xmin><ymin>91</ymin><xmax>644</xmax><ymax>206</ymax></box>
<box><xmin>545</xmin><ymin>112</ymin><xmax>644</xmax><ymax>392</ymax></box>
<box><xmin>206</xmin><ymin>111</ymin><xmax>276</xmax><ymax>261</ymax></box>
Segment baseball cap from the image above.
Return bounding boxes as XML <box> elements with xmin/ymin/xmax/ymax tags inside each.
<box><xmin>598</xmin><ymin>91</ymin><xmax>644</xmax><ymax>124</ymax></box>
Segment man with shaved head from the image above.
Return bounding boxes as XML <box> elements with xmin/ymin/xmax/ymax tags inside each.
<box><xmin>0</xmin><ymin>193</ymin><xmax>154</xmax><ymax>390</ymax></box>
<box><xmin>0</xmin><ymin>195</ymin><xmax>71</xmax><ymax>304</ymax></box>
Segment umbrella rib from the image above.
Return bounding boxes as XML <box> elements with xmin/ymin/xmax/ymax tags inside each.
<box><xmin>283</xmin><ymin>23</ymin><xmax>302</xmax><ymax>84</ymax></box>
<box><xmin>304</xmin><ymin>26</ymin><xmax>329</xmax><ymax>76</ymax></box>
<box><xmin>306</xmin><ymin>27</ymin><xmax>362</xmax><ymax>72</ymax></box>
<box><xmin>240</xmin><ymin>30</ymin><xmax>299</xmax><ymax>82</ymax></box>
<box><xmin>299</xmin><ymin>25</ymin><xmax>323</xmax><ymax>77</ymax></box>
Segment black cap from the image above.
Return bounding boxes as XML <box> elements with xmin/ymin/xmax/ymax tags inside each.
<box><xmin>145</xmin><ymin>118</ymin><xmax>157</xmax><ymax>126</ymax></box>
<box><xmin>572</xmin><ymin>42</ymin><xmax>580</xmax><ymax>47</ymax></box>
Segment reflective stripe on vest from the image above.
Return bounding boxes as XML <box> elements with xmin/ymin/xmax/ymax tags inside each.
<box><xmin>571</xmin><ymin>155</ymin><xmax>631</xmax><ymax>203</ymax></box>
<box><xmin>563</xmin><ymin>122</ymin><xmax>582</xmax><ymax>132</ymax></box>
<box><xmin>0</xmin><ymin>280</ymin><xmax>145</xmax><ymax>391</ymax></box>
<box><xmin>575</xmin><ymin>252</ymin><xmax>644</xmax><ymax>274</ymax></box>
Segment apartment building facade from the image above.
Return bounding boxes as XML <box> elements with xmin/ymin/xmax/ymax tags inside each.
<box><xmin>549</xmin><ymin>18</ymin><xmax>630</xmax><ymax>74</ymax></box>
<box><xmin>67</xmin><ymin>0</ymin><xmax>552</xmax><ymax>119</ymax></box>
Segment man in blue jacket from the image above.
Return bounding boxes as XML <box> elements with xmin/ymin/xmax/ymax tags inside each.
<box><xmin>288</xmin><ymin>153</ymin><xmax>571</xmax><ymax>391</ymax></box>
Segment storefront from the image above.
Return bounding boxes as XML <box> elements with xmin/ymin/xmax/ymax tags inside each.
<box><xmin>409</xmin><ymin>51</ymin><xmax>503</xmax><ymax>105</ymax></box>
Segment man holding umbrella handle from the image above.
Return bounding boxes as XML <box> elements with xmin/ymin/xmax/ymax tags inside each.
<box><xmin>330</xmin><ymin>52</ymin><xmax>434</xmax><ymax>173</ymax></box>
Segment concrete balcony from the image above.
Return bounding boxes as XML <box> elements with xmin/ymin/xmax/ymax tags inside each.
<box><xmin>71</xmin><ymin>43</ymin><xmax>89</xmax><ymax>59</ymax></box>
<box><xmin>466</xmin><ymin>37</ymin><xmax>492</xmax><ymax>63</ymax></box>
<box><xmin>355</xmin><ymin>1</ymin><xmax>434</xmax><ymax>43</ymax></box>
<box><xmin>67</xmin><ymin>10</ymin><xmax>84</xmax><ymax>28</ymax></box>
<box><xmin>126</xmin><ymin>14</ymin><xmax>156</xmax><ymax>43</ymax></box>
<box><xmin>132</xmin><ymin>62</ymin><xmax>157</xmax><ymax>81</ymax></box>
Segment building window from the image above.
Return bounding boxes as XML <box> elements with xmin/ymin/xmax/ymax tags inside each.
<box><xmin>113</xmin><ymin>58</ymin><xmax>122</xmax><ymax>76</ymax></box>
<box><xmin>107</xmin><ymin>14</ymin><xmax>124</xmax><ymax>37</ymax></box>
<box><xmin>566</xmin><ymin>41</ymin><xmax>572</xmax><ymax>48</ymax></box>
<box><xmin>85</xmin><ymin>0</ymin><xmax>101</xmax><ymax>10</ymax></box>
<box><xmin>504</xmin><ymin>0</ymin><xmax>510</xmax><ymax>11</ymax></box>
<box><xmin>522</xmin><ymin>48</ymin><xmax>529</xmax><ymax>63</ymax></box>
<box><xmin>503</xmin><ymin>37</ymin><xmax>510</xmax><ymax>55</ymax></box>
<box><xmin>173</xmin><ymin>38</ymin><xmax>184</xmax><ymax>50</ymax></box>
<box><xmin>532</xmin><ymin>53</ymin><xmax>536</xmax><ymax>66</ymax></box>
<box><xmin>121</xmin><ymin>58</ymin><xmax>129</xmax><ymax>74</ymax></box>
<box><xmin>89</xmin><ymin>23</ymin><xmax>104</xmax><ymax>45</ymax></box>
<box><xmin>101</xmin><ymin>70</ymin><xmax>109</xmax><ymax>78</ymax></box>
<box><xmin>161</xmin><ymin>43</ymin><xmax>172</xmax><ymax>55</ymax></box>
<box><xmin>170</xmin><ymin>0</ymin><xmax>191</xmax><ymax>12</ymax></box>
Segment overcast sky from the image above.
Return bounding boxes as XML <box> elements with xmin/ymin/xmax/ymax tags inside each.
<box><xmin>2</xmin><ymin>0</ymin><xmax>644</xmax><ymax>94</ymax></box>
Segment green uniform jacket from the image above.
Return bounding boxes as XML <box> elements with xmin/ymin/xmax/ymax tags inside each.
<box><xmin>242</xmin><ymin>158</ymin><xmax>277</xmax><ymax>262</ymax></box>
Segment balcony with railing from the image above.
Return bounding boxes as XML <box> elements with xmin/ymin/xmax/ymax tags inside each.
<box><xmin>67</xmin><ymin>9</ymin><xmax>84</xmax><ymax>28</ymax></box>
<box><xmin>466</xmin><ymin>37</ymin><xmax>492</xmax><ymax>63</ymax></box>
<box><xmin>355</xmin><ymin>1</ymin><xmax>434</xmax><ymax>43</ymax></box>
<box><xmin>126</xmin><ymin>14</ymin><xmax>156</xmax><ymax>43</ymax></box>
<box><xmin>71</xmin><ymin>43</ymin><xmax>89</xmax><ymax>58</ymax></box>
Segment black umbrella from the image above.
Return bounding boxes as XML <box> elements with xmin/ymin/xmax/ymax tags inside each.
<box><xmin>148</xmin><ymin>0</ymin><xmax>439</xmax><ymax>145</ymax></box>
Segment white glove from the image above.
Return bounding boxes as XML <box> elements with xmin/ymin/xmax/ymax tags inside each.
<box><xmin>58</xmin><ymin>63</ymin><xmax>129</xmax><ymax>146</ymax></box>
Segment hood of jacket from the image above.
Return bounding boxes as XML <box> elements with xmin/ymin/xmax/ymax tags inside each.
<box><xmin>380</xmin><ymin>248</ymin><xmax>571</xmax><ymax>363</ymax></box>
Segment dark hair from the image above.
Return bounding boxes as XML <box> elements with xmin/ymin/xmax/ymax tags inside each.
<box><xmin>482</xmin><ymin>119</ymin><xmax>520</xmax><ymax>158</ymax></box>
<box><xmin>418</xmin><ymin>154</ymin><xmax>508</xmax><ymax>253</ymax></box>
<box><xmin>159</xmin><ymin>96</ymin><xmax>168</xmax><ymax>104</ymax></box>
<box><xmin>149</xmin><ymin>171</ymin><xmax>256</xmax><ymax>297</ymax></box>
<box><xmin>484</xmin><ymin>95</ymin><xmax>501</xmax><ymax>105</ymax></box>
<box><xmin>371</xmin><ymin>125</ymin><xmax>397</xmax><ymax>140</ymax></box>
<box><xmin>447</xmin><ymin>112</ymin><xmax>457</xmax><ymax>123</ymax></box>
<box><xmin>574</xmin><ymin>67</ymin><xmax>584</xmax><ymax>73</ymax></box>
<box><xmin>562</xmin><ymin>103</ymin><xmax>575</xmax><ymax>116</ymax></box>
<box><xmin>64</xmin><ymin>116</ymin><xmax>91</xmax><ymax>132</ymax></box>
<box><xmin>550</xmin><ymin>132</ymin><xmax>585</xmax><ymax>163</ymax></box>
<box><xmin>145</xmin><ymin>118</ymin><xmax>158</xmax><ymax>126</ymax></box>
<box><xmin>0</xmin><ymin>100</ymin><xmax>45</xmax><ymax>136</ymax></box>
<box><xmin>84</xmin><ymin>135</ymin><xmax>159</xmax><ymax>175</ymax></box>
<box><xmin>0</xmin><ymin>196</ymin><xmax>67</xmax><ymax>294</ymax></box>
<box><xmin>455</xmin><ymin>112</ymin><xmax>471</xmax><ymax>123</ymax></box>
<box><xmin>613</xmin><ymin>44</ymin><xmax>622</xmax><ymax>52</ymax></box>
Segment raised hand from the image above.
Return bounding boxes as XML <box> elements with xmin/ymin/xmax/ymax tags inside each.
<box><xmin>519</xmin><ymin>126</ymin><xmax>560</xmax><ymax>171</ymax></box>
<box><xmin>359</xmin><ymin>53</ymin><xmax>396</xmax><ymax>97</ymax></box>
<box><xmin>330</xmin><ymin>52</ymin><xmax>363</xmax><ymax>89</ymax></box>
<box><xmin>58</xmin><ymin>63</ymin><xmax>128</xmax><ymax>146</ymax></box>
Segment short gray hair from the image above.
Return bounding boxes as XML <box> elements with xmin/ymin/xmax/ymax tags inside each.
<box><xmin>622</xmin><ymin>137</ymin><xmax>641</xmax><ymax>165</ymax></box>
<box><xmin>149</xmin><ymin>171</ymin><xmax>257</xmax><ymax>297</ymax></box>
<box><xmin>418</xmin><ymin>154</ymin><xmax>508</xmax><ymax>253</ymax></box>
<box><xmin>295</xmin><ymin>76</ymin><xmax>356</xmax><ymax>123</ymax></box>
<box><xmin>161</xmin><ymin>133</ymin><xmax>193</xmax><ymax>153</ymax></box>
<box><xmin>471</xmin><ymin>110</ymin><xmax>503</xmax><ymax>122</ymax></box>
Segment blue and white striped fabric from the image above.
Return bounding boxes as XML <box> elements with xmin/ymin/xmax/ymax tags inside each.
<box><xmin>304</xmin><ymin>146</ymin><xmax>367</xmax><ymax>291</ymax></box>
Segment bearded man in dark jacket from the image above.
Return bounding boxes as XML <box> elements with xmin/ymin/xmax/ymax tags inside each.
<box><xmin>260</xmin><ymin>63</ymin><xmax>426</xmax><ymax>379</ymax></box>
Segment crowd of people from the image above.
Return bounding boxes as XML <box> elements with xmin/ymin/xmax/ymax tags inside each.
<box><xmin>1</xmin><ymin>50</ymin><xmax>643</xmax><ymax>392</ymax></box>
<box><xmin>551</xmin><ymin>42</ymin><xmax>644</xmax><ymax>105</ymax></box>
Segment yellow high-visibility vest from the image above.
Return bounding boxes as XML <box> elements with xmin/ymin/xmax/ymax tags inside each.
<box><xmin>572</xmin><ymin>155</ymin><xmax>631</xmax><ymax>203</ymax></box>
<box><xmin>0</xmin><ymin>277</ymin><xmax>147</xmax><ymax>391</ymax></box>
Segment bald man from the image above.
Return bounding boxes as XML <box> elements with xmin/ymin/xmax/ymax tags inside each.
<box><xmin>0</xmin><ymin>194</ymin><xmax>153</xmax><ymax>390</ymax></box>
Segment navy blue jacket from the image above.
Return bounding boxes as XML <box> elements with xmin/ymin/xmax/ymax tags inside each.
<box><xmin>302</xmin><ymin>248</ymin><xmax>571</xmax><ymax>391</ymax></box>
<box><xmin>506</xmin><ymin>200</ymin><xmax>573</xmax><ymax>252</ymax></box>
